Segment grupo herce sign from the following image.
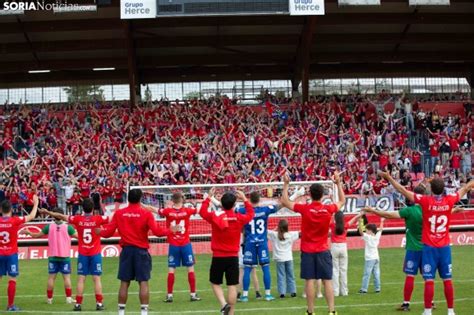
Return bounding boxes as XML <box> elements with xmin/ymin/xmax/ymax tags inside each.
<box><xmin>120</xmin><ymin>0</ymin><xmax>156</xmax><ymax>19</ymax></box>
<box><xmin>289</xmin><ymin>0</ymin><xmax>325</xmax><ymax>15</ymax></box>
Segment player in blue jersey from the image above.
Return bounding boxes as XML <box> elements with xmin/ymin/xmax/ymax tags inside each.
<box><xmin>238</xmin><ymin>191</ymin><xmax>278</xmax><ymax>302</ymax></box>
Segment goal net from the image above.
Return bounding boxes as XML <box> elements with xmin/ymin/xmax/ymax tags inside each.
<box><xmin>130</xmin><ymin>181</ymin><xmax>336</xmax><ymax>254</ymax></box>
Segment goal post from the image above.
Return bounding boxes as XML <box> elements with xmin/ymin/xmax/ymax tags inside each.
<box><xmin>130</xmin><ymin>180</ymin><xmax>337</xmax><ymax>241</ymax></box>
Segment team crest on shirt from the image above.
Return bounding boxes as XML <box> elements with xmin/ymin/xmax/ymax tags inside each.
<box><xmin>406</xmin><ymin>260</ymin><xmax>414</xmax><ymax>269</ymax></box>
<box><xmin>169</xmin><ymin>256</ymin><xmax>175</xmax><ymax>262</ymax></box>
<box><xmin>423</xmin><ymin>264</ymin><xmax>432</xmax><ymax>273</ymax></box>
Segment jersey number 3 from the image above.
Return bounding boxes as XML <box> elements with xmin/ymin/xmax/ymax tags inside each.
<box><xmin>0</xmin><ymin>231</ymin><xmax>10</xmax><ymax>244</ymax></box>
<box><xmin>428</xmin><ymin>215</ymin><xmax>448</xmax><ymax>234</ymax></box>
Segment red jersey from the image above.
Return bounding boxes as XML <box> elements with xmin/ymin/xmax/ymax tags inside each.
<box><xmin>330</xmin><ymin>222</ymin><xmax>348</xmax><ymax>243</ymax></box>
<box><xmin>414</xmin><ymin>193</ymin><xmax>459</xmax><ymax>248</ymax></box>
<box><xmin>0</xmin><ymin>216</ymin><xmax>26</xmax><ymax>256</ymax></box>
<box><xmin>100</xmin><ymin>203</ymin><xmax>169</xmax><ymax>249</ymax></box>
<box><xmin>79</xmin><ymin>182</ymin><xmax>90</xmax><ymax>198</ymax></box>
<box><xmin>294</xmin><ymin>201</ymin><xmax>338</xmax><ymax>253</ymax></box>
<box><xmin>199</xmin><ymin>199</ymin><xmax>254</xmax><ymax>257</ymax></box>
<box><xmin>159</xmin><ymin>207</ymin><xmax>197</xmax><ymax>246</ymax></box>
<box><xmin>69</xmin><ymin>214</ymin><xmax>109</xmax><ymax>256</ymax></box>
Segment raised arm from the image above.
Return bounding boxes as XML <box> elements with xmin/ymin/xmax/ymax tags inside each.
<box><xmin>347</xmin><ymin>212</ymin><xmax>363</xmax><ymax>226</ymax></box>
<box><xmin>456</xmin><ymin>181</ymin><xmax>474</xmax><ymax>199</ymax></box>
<box><xmin>25</xmin><ymin>195</ymin><xmax>39</xmax><ymax>222</ymax></box>
<box><xmin>281</xmin><ymin>174</ymin><xmax>295</xmax><ymax>211</ymax></box>
<box><xmin>378</xmin><ymin>171</ymin><xmax>414</xmax><ymax>203</ymax></box>
<box><xmin>332</xmin><ymin>171</ymin><xmax>346</xmax><ymax>210</ymax></box>
<box><xmin>39</xmin><ymin>208</ymin><xmax>69</xmax><ymax>222</ymax></box>
<box><xmin>363</xmin><ymin>206</ymin><xmax>401</xmax><ymax>219</ymax></box>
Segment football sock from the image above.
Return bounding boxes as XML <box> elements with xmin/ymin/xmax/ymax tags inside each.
<box><xmin>262</xmin><ymin>264</ymin><xmax>271</xmax><ymax>291</ymax></box>
<box><xmin>76</xmin><ymin>295</ymin><xmax>83</xmax><ymax>305</ymax></box>
<box><xmin>47</xmin><ymin>289</ymin><xmax>53</xmax><ymax>299</ymax></box>
<box><xmin>65</xmin><ymin>287</ymin><xmax>72</xmax><ymax>298</ymax></box>
<box><xmin>141</xmin><ymin>304</ymin><xmax>148</xmax><ymax>315</ymax></box>
<box><xmin>243</xmin><ymin>266</ymin><xmax>252</xmax><ymax>291</ymax></box>
<box><xmin>95</xmin><ymin>294</ymin><xmax>103</xmax><ymax>304</ymax></box>
<box><xmin>188</xmin><ymin>272</ymin><xmax>196</xmax><ymax>294</ymax></box>
<box><xmin>167</xmin><ymin>273</ymin><xmax>175</xmax><ymax>295</ymax></box>
<box><xmin>424</xmin><ymin>280</ymin><xmax>434</xmax><ymax>309</ymax></box>
<box><xmin>443</xmin><ymin>279</ymin><xmax>454</xmax><ymax>309</ymax></box>
<box><xmin>118</xmin><ymin>304</ymin><xmax>126</xmax><ymax>315</ymax></box>
<box><xmin>8</xmin><ymin>280</ymin><xmax>16</xmax><ymax>307</ymax></box>
<box><xmin>403</xmin><ymin>276</ymin><xmax>415</xmax><ymax>303</ymax></box>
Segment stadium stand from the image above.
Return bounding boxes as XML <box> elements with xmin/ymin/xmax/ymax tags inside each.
<box><xmin>0</xmin><ymin>92</ymin><xmax>472</xmax><ymax>216</ymax></box>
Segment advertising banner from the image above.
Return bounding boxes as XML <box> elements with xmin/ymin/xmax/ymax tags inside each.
<box><xmin>409</xmin><ymin>0</ymin><xmax>449</xmax><ymax>5</ymax></box>
<box><xmin>289</xmin><ymin>0</ymin><xmax>325</xmax><ymax>15</ymax></box>
<box><xmin>338</xmin><ymin>0</ymin><xmax>380</xmax><ymax>5</ymax></box>
<box><xmin>120</xmin><ymin>0</ymin><xmax>156</xmax><ymax>19</ymax></box>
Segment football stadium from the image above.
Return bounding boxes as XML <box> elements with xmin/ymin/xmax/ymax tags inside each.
<box><xmin>0</xmin><ymin>0</ymin><xmax>473</xmax><ymax>314</ymax></box>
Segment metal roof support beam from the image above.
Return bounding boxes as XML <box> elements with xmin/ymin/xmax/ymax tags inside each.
<box><xmin>294</xmin><ymin>16</ymin><xmax>317</xmax><ymax>103</ymax></box>
<box><xmin>123</xmin><ymin>21</ymin><xmax>139</xmax><ymax>110</ymax></box>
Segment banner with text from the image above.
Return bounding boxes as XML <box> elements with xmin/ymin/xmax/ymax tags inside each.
<box><xmin>322</xmin><ymin>194</ymin><xmax>395</xmax><ymax>213</ymax></box>
<box><xmin>289</xmin><ymin>0</ymin><xmax>325</xmax><ymax>15</ymax></box>
<box><xmin>409</xmin><ymin>0</ymin><xmax>449</xmax><ymax>5</ymax></box>
<box><xmin>120</xmin><ymin>0</ymin><xmax>156</xmax><ymax>19</ymax></box>
<box><xmin>338</xmin><ymin>0</ymin><xmax>380</xmax><ymax>5</ymax></box>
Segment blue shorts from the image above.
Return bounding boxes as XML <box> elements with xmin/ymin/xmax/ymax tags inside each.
<box><xmin>300</xmin><ymin>250</ymin><xmax>332</xmax><ymax>280</ymax></box>
<box><xmin>168</xmin><ymin>243</ymin><xmax>195</xmax><ymax>268</ymax></box>
<box><xmin>48</xmin><ymin>260</ymin><xmax>71</xmax><ymax>275</ymax></box>
<box><xmin>78</xmin><ymin>254</ymin><xmax>103</xmax><ymax>276</ymax></box>
<box><xmin>403</xmin><ymin>250</ymin><xmax>422</xmax><ymax>276</ymax></box>
<box><xmin>118</xmin><ymin>246</ymin><xmax>152</xmax><ymax>282</ymax></box>
<box><xmin>243</xmin><ymin>242</ymin><xmax>270</xmax><ymax>266</ymax></box>
<box><xmin>0</xmin><ymin>254</ymin><xmax>19</xmax><ymax>277</ymax></box>
<box><xmin>422</xmin><ymin>245</ymin><xmax>452</xmax><ymax>280</ymax></box>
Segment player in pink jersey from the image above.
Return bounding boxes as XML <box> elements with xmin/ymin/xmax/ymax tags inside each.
<box><xmin>41</xmin><ymin>198</ymin><xmax>109</xmax><ymax>312</ymax></box>
<box><xmin>281</xmin><ymin>172</ymin><xmax>345</xmax><ymax>315</ymax></box>
<box><xmin>379</xmin><ymin>171</ymin><xmax>474</xmax><ymax>315</ymax></box>
<box><xmin>157</xmin><ymin>193</ymin><xmax>201</xmax><ymax>303</ymax></box>
<box><xmin>0</xmin><ymin>195</ymin><xmax>39</xmax><ymax>311</ymax></box>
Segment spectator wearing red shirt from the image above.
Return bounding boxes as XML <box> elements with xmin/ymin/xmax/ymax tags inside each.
<box><xmin>99</xmin><ymin>189</ymin><xmax>177</xmax><ymax>315</ymax></box>
<box><xmin>199</xmin><ymin>189</ymin><xmax>254</xmax><ymax>315</ymax></box>
<box><xmin>450</xmin><ymin>150</ymin><xmax>461</xmax><ymax>171</ymax></box>
<box><xmin>281</xmin><ymin>172</ymin><xmax>346</xmax><ymax>315</ymax></box>
<box><xmin>412</xmin><ymin>150</ymin><xmax>422</xmax><ymax>174</ymax></box>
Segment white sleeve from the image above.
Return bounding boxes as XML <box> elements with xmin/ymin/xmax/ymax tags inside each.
<box><xmin>362</xmin><ymin>233</ymin><xmax>369</xmax><ymax>241</ymax></box>
<box><xmin>290</xmin><ymin>231</ymin><xmax>300</xmax><ymax>242</ymax></box>
<box><xmin>268</xmin><ymin>231</ymin><xmax>276</xmax><ymax>240</ymax></box>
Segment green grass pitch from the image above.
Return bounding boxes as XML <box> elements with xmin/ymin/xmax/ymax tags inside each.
<box><xmin>1</xmin><ymin>246</ymin><xmax>473</xmax><ymax>314</ymax></box>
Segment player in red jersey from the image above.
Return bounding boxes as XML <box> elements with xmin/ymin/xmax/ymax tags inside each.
<box><xmin>97</xmin><ymin>189</ymin><xmax>179</xmax><ymax>315</ymax></box>
<box><xmin>200</xmin><ymin>189</ymin><xmax>254</xmax><ymax>315</ymax></box>
<box><xmin>0</xmin><ymin>194</ymin><xmax>39</xmax><ymax>311</ymax></box>
<box><xmin>158</xmin><ymin>193</ymin><xmax>201</xmax><ymax>303</ymax></box>
<box><xmin>41</xmin><ymin>198</ymin><xmax>109</xmax><ymax>312</ymax></box>
<box><xmin>379</xmin><ymin>171</ymin><xmax>474</xmax><ymax>315</ymax></box>
<box><xmin>281</xmin><ymin>172</ymin><xmax>345</xmax><ymax>315</ymax></box>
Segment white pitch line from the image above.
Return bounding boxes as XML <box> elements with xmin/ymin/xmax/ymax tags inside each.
<box><xmin>12</xmin><ymin>278</ymin><xmax>474</xmax><ymax>299</ymax></box>
<box><xmin>8</xmin><ymin>297</ymin><xmax>474</xmax><ymax>314</ymax></box>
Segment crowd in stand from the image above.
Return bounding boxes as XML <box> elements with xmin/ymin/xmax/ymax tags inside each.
<box><xmin>0</xmin><ymin>92</ymin><xmax>472</xmax><ymax>215</ymax></box>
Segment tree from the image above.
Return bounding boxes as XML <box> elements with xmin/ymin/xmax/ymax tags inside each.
<box><xmin>184</xmin><ymin>91</ymin><xmax>201</xmax><ymax>100</ymax></box>
<box><xmin>63</xmin><ymin>85</ymin><xmax>104</xmax><ymax>103</ymax></box>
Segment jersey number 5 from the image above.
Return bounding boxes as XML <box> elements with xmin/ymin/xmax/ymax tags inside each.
<box><xmin>83</xmin><ymin>229</ymin><xmax>93</xmax><ymax>244</ymax></box>
<box><xmin>428</xmin><ymin>215</ymin><xmax>448</xmax><ymax>234</ymax></box>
